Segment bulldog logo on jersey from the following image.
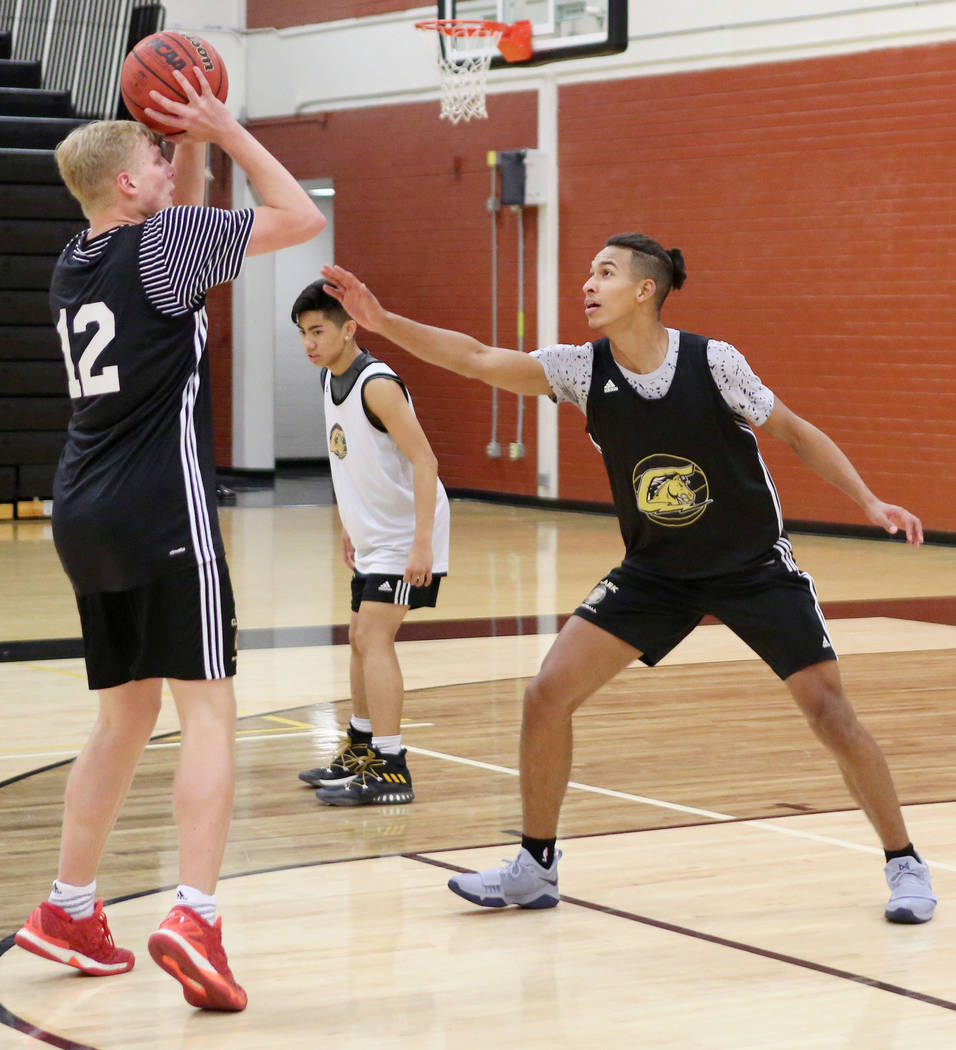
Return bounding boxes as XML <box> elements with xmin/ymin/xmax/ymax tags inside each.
<box><xmin>633</xmin><ymin>454</ymin><xmax>713</xmax><ymax>526</ymax></box>
<box><xmin>329</xmin><ymin>423</ymin><xmax>347</xmax><ymax>460</ymax></box>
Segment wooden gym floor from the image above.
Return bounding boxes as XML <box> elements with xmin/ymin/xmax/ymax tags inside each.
<box><xmin>2</xmin><ymin>482</ymin><xmax>956</xmax><ymax>1048</ymax></box>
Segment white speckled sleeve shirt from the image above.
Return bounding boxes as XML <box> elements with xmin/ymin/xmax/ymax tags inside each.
<box><xmin>530</xmin><ymin>328</ymin><xmax>775</xmax><ymax>425</ymax></box>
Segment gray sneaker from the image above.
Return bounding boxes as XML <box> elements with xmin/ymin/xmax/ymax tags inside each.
<box><xmin>448</xmin><ymin>847</ymin><xmax>561</xmax><ymax>909</ymax></box>
<box><xmin>884</xmin><ymin>855</ymin><xmax>937</xmax><ymax>923</ymax></box>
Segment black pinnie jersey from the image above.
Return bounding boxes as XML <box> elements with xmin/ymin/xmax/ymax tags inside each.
<box><xmin>50</xmin><ymin>206</ymin><xmax>253</xmax><ymax>595</ymax></box>
<box><xmin>585</xmin><ymin>333</ymin><xmax>784</xmax><ymax>578</ymax></box>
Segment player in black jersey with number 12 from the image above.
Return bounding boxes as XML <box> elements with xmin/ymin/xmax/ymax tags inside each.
<box><xmin>13</xmin><ymin>67</ymin><xmax>325</xmax><ymax>1010</ymax></box>
<box><xmin>321</xmin><ymin>236</ymin><xmax>937</xmax><ymax>927</ymax></box>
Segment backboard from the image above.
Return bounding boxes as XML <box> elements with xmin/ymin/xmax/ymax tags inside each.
<box><xmin>436</xmin><ymin>0</ymin><xmax>627</xmax><ymax>67</ymax></box>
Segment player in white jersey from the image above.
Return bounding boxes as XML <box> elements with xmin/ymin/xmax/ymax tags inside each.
<box><xmin>14</xmin><ymin>68</ymin><xmax>325</xmax><ymax>1010</ymax></box>
<box><xmin>292</xmin><ymin>280</ymin><xmax>449</xmax><ymax>805</ymax></box>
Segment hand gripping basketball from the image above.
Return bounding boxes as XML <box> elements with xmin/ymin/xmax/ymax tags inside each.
<box><xmin>120</xmin><ymin>31</ymin><xmax>228</xmax><ymax>135</ymax></box>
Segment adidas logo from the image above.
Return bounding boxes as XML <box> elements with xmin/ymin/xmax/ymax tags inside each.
<box><xmin>378</xmin><ymin>581</ymin><xmax>393</xmax><ymax>593</ymax></box>
<box><xmin>822</xmin><ymin>638</ymin><xmax>831</xmax><ymax>649</ymax></box>
<box><xmin>603</xmin><ymin>379</ymin><xmax>618</xmax><ymax>393</ymax></box>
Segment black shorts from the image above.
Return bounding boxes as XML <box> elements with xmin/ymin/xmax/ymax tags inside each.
<box><xmin>350</xmin><ymin>572</ymin><xmax>444</xmax><ymax>613</ymax></box>
<box><xmin>76</xmin><ymin>557</ymin><xmax>238</xmax><ymax>690</ymax></box>
<box><xmin>573</xmin><ymin>547</ymin><xmax>836</xmax><ymax>681</ymax></box>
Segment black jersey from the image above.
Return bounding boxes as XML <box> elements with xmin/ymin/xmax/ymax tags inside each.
<box><xmin>50</xmin><ymin>206</ymin><xmax>254</xmax><ymax>595</ymax></box>
<box><xmin>585</xmin><ymin>333</ymin><xmax>784</xmax><ymax>578</ymax></box>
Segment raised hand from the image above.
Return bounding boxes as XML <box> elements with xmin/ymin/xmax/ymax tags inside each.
<box><xmin>320</xmin><ymin>264</ymin><xmax>388</xmax><ymax>332</ymax></box>
<box><xmin>143</xmin><ymin>66</ymin><xmax>234</xmax><ymax>143</ymax></box>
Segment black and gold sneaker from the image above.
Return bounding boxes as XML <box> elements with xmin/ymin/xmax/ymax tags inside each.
<box><xmin>298</xmin><ymin>734</ymin><xmax>372</xmax><ymax>788</ymax></box>
<box><xmin>316</xmin><ymin>747</ymin><xmax>414</xmax><ymax>806</ymax></box>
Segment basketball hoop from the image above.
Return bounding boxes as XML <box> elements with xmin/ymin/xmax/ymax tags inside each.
<box><xmin>416</xmin><ymin>19</ymin><xmax>532</xmax><ymax>124</ymax></box>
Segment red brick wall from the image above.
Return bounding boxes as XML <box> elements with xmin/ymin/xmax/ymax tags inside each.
<box><xmin>248</xmin><ymin>96</ymin><xmax>540</xmax><ymax>495</ymax></box>
<box><xmin>558</xmin><ymin>43</ymin><xmax>956</xmax><ymax>533</ymax></box>
<box><xmin>248</xmin><ymin>1</ymin><xmax>411</xmax><ymax>31</ymax></box>
<box><xmin>240</xmin><ymin>41</ymin><xmax>956</xmax><ymax>532</ymax></box>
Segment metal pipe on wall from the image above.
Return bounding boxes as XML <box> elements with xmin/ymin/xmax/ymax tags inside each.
<box><xmin>486</xmin><ymin>155</ymin><xmax>501</xmax><ymax>458</ymax></box>
<box><xmin>511</xmin><ymin>203</ymin><xmax>525</xmax><ymax>460</ymax></box>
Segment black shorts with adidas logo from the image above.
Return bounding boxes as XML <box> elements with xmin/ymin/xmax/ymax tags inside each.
<box><xmin>573</xmin><ymin>546</ymin><xmax>837</xmax><ymax>681</ymax></box>
<box><xmin>350</xmin><ymin>572</ymin><xmax>445</xmax><ymax>612</ymax></box>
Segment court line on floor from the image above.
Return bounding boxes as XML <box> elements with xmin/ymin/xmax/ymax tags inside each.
<box><xmin>1</xmin><ymin>840</ymin><xmax>949</xmax><ymax>1050</ymax></box>
<box><xmin>4</xmin><ymin>593</ymin><xmax>956</xmax><ymax>663</ymax></box>
<box><xmin>0</xmin><ymin>728</ymin><xmax>318</xmax><ymax>762</ymax></box>
<box><xmin>413</xmin><ymin>852</ymin><xmax>956</xmax><ymax>1015</ymax></box>
<box><xmin>403</xmin><ymin>743</ymin><xmax>956</xmax><ymax>871</ymax></box>
<box><xmin>6</xmin><ymin>726</ymin><xmax>953</xmax><ymax>872</ymax></box>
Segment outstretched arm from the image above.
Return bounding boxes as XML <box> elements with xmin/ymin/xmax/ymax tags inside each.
<box><xmin>321</xmin><ymin>264</ymin><xmax>553</xmax><ymax>397</ymax></box>
<box><xmin>760</xmin><ymin>397</ymin><xmax>923</xmax><ymax>544</ymax></box>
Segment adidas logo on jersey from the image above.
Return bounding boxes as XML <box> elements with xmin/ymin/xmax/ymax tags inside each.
<box><xmin>603</xmin><ymin>379</ymin><xmax>618</xmax><ymax>393</ymax></box>
<box><xmin>378</xmin><ymin>581</ymin><xmax>393</xmax><ymax>593</ymax></box>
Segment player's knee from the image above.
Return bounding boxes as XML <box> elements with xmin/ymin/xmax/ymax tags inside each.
<box><xmin>350</xmin><ymin>616</ymin><xmax>375</xmax><ymax>652</ymax></box>
<box><xmin>349</xmin><ymin>619</ymin><xmax>394</xmax><ymax>658</ymax></box>
<box><xmin>100</xmin><ymin>694</ymin><xmax>162</xmax><ymax>737</ymax></box>
<box><xmin>523</xmin><ymin>674</ymin><xmax>575</xmax><ymax>719</ymax></box>
<box><xmin>803</xmin><ymin>689</ymin><xmax>860</xmax><ymax>749</ymax></box>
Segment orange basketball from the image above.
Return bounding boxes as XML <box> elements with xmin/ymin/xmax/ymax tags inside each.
<box><xmin>120</xmin><ymin>31</ymin><xmax>228</xmax><ymax>135</ymax></box>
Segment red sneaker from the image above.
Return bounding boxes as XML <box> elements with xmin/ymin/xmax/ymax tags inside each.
<box><xmin>147</xmin><ymin>906</ymin><xmax>247</xmax><ymax>1011</ymax></box>
<box><xmin>15</xmin><ymin>900</ymin><xmax>135</xmax><ymax>976</ymax></box>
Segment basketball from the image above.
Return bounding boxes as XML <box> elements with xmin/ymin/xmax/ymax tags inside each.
<box><xmin>120</xmin><ymin>31</ymin><xmax>228</xmax><ymax>135</ymax></box>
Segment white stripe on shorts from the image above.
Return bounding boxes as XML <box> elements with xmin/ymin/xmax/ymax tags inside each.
<box><xmin>177</xmin><ymin>311</ymin><xmax>225</xmax><ymax>678</ymax></box>
<box><xmin>774</xmin><ymin>536</ymin><xmax>834</xmax><ymax>651</ymax></box>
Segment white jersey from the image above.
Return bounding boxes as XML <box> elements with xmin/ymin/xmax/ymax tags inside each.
<box><xmin>324</xmin><ymin>357</ymin><xmax>450</xmax><ymax>576</ymax></box>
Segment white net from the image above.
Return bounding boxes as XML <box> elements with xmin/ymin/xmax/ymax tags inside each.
<box><xmin>424</xmin><ymin>23</ymin><xmax>503</xmax><ymax>124</ymax></box>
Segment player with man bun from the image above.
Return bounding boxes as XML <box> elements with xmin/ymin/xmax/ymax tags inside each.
<box><xmin>320</xmin><ymin>232</ymin><xmax>936</xmax><ymax>924</ymax></box>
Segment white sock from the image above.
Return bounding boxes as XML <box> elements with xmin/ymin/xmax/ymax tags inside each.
<box><xmin>49</xmin><ymin>879</ymin><xmax>96</xmax><ymax>919</ymax></box>
<box><xmin>350</xmin><ymin>716</ymin><xmax>373</xmax><ymax>736</ymax></box>
<box><xmin>175</xmin><ymin>885</ymin><xmax>217</xmax><ymax>924</ymax></box>
<box><xmin>372</xmin><ymin>734</ymin><xmax>402</xmax><ymax>755</ymax></box>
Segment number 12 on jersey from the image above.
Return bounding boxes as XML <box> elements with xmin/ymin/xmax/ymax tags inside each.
<box><xmin>56</xmin><ymin>302</ymin><xmax>120</xmax><ymax>398</ymax></box>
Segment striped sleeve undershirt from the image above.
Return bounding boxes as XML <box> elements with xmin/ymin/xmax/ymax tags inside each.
<box><xmin>139</xmin><ymin>206</ymin><xmax>255</xmax><ymax>315</ymax></box>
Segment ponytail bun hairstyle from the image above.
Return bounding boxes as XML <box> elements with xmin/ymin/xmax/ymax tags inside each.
<box><xmin>666</xmin><ymin>248</ymin><xmax>687</xmax><ymax>291</ymax></box>
<box><xmin>605</xmin><ymin>233</ymin><xmax>687</xmax><ymax>309</ymax></box>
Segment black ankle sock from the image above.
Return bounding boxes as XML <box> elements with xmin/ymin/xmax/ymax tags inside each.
<box><xmin>884</xmin><ymin>842</ymin><xmax>919</xmax><ymax>863</ymax></box>
<box><xmin>522</xmin><ymin>835</ymin><xmax>557</xmax><ymax>869</ymax></box>
<box><xmin>348</xmin><ymin>721</ymin><xmax>373</xmax><ymax>743</ymax></box>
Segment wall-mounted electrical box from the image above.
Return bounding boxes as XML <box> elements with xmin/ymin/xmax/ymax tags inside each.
<box><xmin>497</xmin><ymin>148</ymin><xmax>547</xmax><ymax>206</ymax></box>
